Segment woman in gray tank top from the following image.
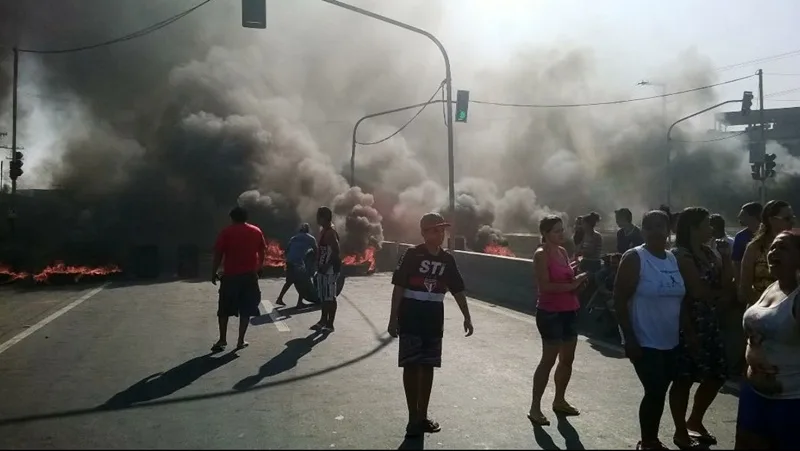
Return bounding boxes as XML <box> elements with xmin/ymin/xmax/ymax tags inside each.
<box><xmin>735</xmin><ymin>231</ymin><xmax>800</xmax><ymax>449</ymax></box>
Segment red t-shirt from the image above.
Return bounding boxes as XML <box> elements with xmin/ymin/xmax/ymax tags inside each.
<box><xmin>214</xmin><ymin>223</ymin><xmax>267</xmax><ymax>275</ymax></box>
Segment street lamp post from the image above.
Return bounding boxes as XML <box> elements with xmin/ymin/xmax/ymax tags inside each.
<box><xmin>320</xmin><ymin>0</ymin><xmax>457</xmax><ymax>241</ymax></box>
<box><xmin>638</xmin><ymin>80</ymin><xmax>669</xmax><ymax>208</ymax></box>
<box><xmin>350</xmin><ymin>100</ymin><xmax>449</xmax><ymax>186</ymax></box>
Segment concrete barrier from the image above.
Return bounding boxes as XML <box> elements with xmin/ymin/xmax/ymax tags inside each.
<box><xmin>377</xmin><ymin>242</ymin><xmax>537</xmax><ymax>313</ymax></box>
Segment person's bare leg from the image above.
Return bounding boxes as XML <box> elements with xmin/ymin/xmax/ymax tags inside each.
<box><xmin>327</xmin><ymin>300</ymin><xmax>338</xmax><ymax>329</ymax></box>
<box><xmin>217</xmin><ymin>316</ymin><xmax>228</xmax><ymax>345</ymax></box>
<box><xmin>276</xmin><ymin>280</ymin><xmax>292</xmax><ymax>305</ymax></box>
<box><xmin>403</xmin><ymin>366</ymin><xmax>421</xmax><ymax>425</ymax></box>
<box><xmin>669</xmin><ymin>377</ymin><xmax>693</xmax><ymax>444</ymax></box>
<box><xmin>237</xmin><ymin>315</ymin><xmax>250</xmax><ymax>348</ymax></box>
<box><xmin>686</xmin><ymin>377</ymin><xmax>725</xmax><ymax>436</ymax></box>
<box><xmin>553</xmin><ymin>338</ymin><xmax>578</xmax><ymax>410</ymax></box>
<box><xmin>418</xmin><ymin>366</ymin><xmax>435</xmax><ymax>420</ymax></box>
<box><xmin>529</xmin><ymin>343</ymin><xmax>559</xmax><ymax>418</ymax></box>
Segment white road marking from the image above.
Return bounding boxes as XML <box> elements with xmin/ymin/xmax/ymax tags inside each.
<box><xmin>0</xmin><ymin>282</ymin><xmax>110</xmax><ymax>356</ymax></box>
<box><xmin>261</xmin><ymin>300</ymin><xmax>290</xmax><ymax>332</ymax></box>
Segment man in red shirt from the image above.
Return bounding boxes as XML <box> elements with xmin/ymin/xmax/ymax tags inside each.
<box><xmin>211</xmin><ymin>206</ymin><xmax>267</xmax><ymax>352</ymax></box>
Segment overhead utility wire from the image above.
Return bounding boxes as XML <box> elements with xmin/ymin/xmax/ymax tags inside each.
<box><xmin>715</xmin><ymin>48</ymin><xmax>800</xmax><ymax>72</ymax></box>
<box><xmin>356</xmin><ymin>81</ymin><xmax>445</xmax><ymax>146</ymax></box>
<box><xmin>470</xmin><ymin>74</ymin><xmax>754</xmax><ymax>108</ymax></box>
<box><xmin>16</xmin><ymin>0</ymin><xmax>213</xmax><ymax>54</ymax></box>
<box><xmin>672</xmin><ymin>131</ymin><xmax>748</xmax><ymax>144</ymax></box>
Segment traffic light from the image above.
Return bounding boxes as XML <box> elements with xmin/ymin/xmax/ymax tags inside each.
<box><xmin>748</xmin><ymin>139</ymin><xmax>764</xmax><ymax>164</ymax></box>
<box><xmin>9</xmin><ymin>160</ymin><xmax>22</xmax><ymax>179</ymax></box>
<box><xmin>455</xmin><ymin>90</ymin><xmax>469</xmax><ymax>123</ymax></box>
<box><xmin>242</xmin><ymin>0</ymin><xmax>266</xmax><ymax>29</ymax></box>
<box><xmin>750</xmin><ymin>163</ymin><xmax>761</xmax><ymax>181</ymax></box>
<box><xmin>764</xmin><ymin>153</ymin><xmax>777</xmax><ymax>178</ymax></box>
<box><xmin>741</xmin><ymin>91</ymin><xmax>753</xmax><ymax>116</ymax></box>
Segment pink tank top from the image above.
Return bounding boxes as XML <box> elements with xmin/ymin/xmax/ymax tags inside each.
<box><xmin>537</xmin><ymin>248</ymin><xmax>580</xmax><ymax>312</ymax></box>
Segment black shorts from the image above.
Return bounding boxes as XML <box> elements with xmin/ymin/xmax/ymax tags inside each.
<box><xmin>285</xmin><ymin>263</ymin><xmax>304</xmax><ymax>284</ymax></box>
<box><xmin>398</xmin><ymin>334</ymin><xmax>442</xmax><ymax>368</ymax></box>
<box><xmin>535</xmin><ymin>309</ymin><xmax>578</xmax><ymax>342</ymax></box>
<box><xmin>218</xmin><ymin>272</ymin><xmax>261</xmax><ymax>318</ymax></box>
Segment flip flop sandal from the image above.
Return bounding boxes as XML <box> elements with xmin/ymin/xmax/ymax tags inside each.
<box><xmin>673</xmin><ymin>437</ymin><xmax>704</xmax><ymax>450</ymax></box>
<box><xmin>688</xmin><ymin>431</ymin><xmax>717</xmax><ymax>445</ymax></box>
<box><xmin>527</xmin><ymin>412</ymin><xmax>550</xmax><ymax>426</ymax></box>
<box><xmin>422</xmin><ymin>418</ymin><xmax>441</xmax><ymax>433</ymax></box>
<box><xmin>211</xmin><ymin>342</ymin><xmax>227</xmax><ymax>352</ymax></box>
<box><xmin>236</xmin><ymin>342</ymin><xmax>249</xmax><ymax>350</ymax></box>
<box><xmin>552</xmin><ymin>403</ymin><xmax>580</xmax><ymax>416</ymax></box>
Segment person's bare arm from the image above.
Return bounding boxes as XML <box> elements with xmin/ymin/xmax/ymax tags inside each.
<box><xmin>533</xmin><ymin>248</ymin><xmax>583</xmax><ymax>292</ymax></box>
<box><xmin>613</xmin><ymin>250</ymin><xmax>640</xmax><ymax>347</ymax></box>
<box><xmin>211</xmin><ymin>232</ymin><xmax>225</xmax><ymax>282</ymax></box>
<box><xmin>388</xmin><ymin>249</ymin><xmax>411</xmax><ymax>336</ymax></box>
<box><xmin>257</xmin><ymin>233</ymin><xmax>267</xmax><ymax>269</ymax></box>
<box><xmin>738</xmin><ymin>242</ymin><xmax>759</xmax><ymax>305</ymax></box>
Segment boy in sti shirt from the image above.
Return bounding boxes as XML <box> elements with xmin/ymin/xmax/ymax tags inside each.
<box><xmin>388</xmin><ymin>212</ymin><xmax>474</xmax><ymax>438</ymax></box>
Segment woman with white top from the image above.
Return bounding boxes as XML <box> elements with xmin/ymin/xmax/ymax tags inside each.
<box><xmin>735</xmin><ymin>230</ymin><xmax>800</xmax><ymax>449</ymax></box>
<box><xmin>614</xmin><ymin>210</ymin><xmax>687</xmax><ymax>450</ymax></box>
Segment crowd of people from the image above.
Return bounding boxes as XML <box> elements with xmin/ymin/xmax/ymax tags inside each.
<box><xmin>209</xmin><ymin>199</ymin><xmax>798</xmax><ymax>449</ymax></box>
<box><xmin>532</xmin><ymin>200</ymin><xmax>799</xmax><ymax>450</ymax></box>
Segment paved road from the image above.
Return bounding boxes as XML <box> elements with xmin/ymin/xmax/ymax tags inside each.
<box><xmin>0</xmin><ymin>274</ymin><xmax>738</xmax><ymax>449</ymax></box>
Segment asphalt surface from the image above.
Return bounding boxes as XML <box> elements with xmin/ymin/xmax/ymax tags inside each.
<box><xmin>0</xmin><ymin>274</ymin><xmax>739</xmax><ymax>449</ymax></box>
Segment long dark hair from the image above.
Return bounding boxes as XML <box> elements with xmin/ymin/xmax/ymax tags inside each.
<box><xmin>539</xmin><ymin>215</ymin><xmax>562</xmax><ymax>244</ymax></box>
<box><xmin>752</xmin><ymin>200</ymin><xmax>791</xmax><ymax>251</ymax></box>
<box><xmin>675</xmin><ymin>207</ymin><xmax>709</xmax><ymax>256</ymax></box>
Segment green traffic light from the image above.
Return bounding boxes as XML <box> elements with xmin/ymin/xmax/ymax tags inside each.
<box><xmin>457</xmin><ymin>111</ymin><xmax>466</xmax><ymax>120</ymax></box>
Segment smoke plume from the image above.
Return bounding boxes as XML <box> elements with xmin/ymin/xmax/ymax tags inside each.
<box><xmin>1</xmin><ymin>0</ymin><xmax>798</xmax><ymax>264</ymax></box>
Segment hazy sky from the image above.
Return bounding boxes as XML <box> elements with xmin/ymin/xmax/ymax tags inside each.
<box><xmin>365</xmin><ymin>0</ymin><xmax>800</xmax><ymax>113</ymax></box>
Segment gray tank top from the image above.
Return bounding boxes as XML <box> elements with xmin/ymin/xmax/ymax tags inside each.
<box><xmin>743</xmin><ymin>284</ymin><xmax>800</xmax><ymax>399</ymax></box>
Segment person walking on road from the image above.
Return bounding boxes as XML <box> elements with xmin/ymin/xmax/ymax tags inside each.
<box><xmin>731</xmin><ymin>202</ymin><xmax>763</xmax><ymax>278</ymax></box>
<box><xmin>311</xmin><ymin>206</ymin><xmax>342</xmax><ymax>333</ymax></box>
<box><xmin>739</xmin><ymin>200</ymin><xmax>794</xmax><ymax>307</ymax></box>
<box><xmin>276</xmin><ymin>223</ymin><xmax>318</xmax><ymax>307</ymax></box>
<box><xmin>735</xmin><ymin>230</ymin><xmax>800</xmax><ymax>450</ymax></box>
<box><xmin>210</xmin><ymin>206</ymin><xmax>267</xmax><ymax>352</ymax></box>
<box><xmin>669</xmin><ymin>207</ymin><xmax>735</xmax><ymax>450</ymax></box>
<box><xmin>614</xmin><ymin>210</ymin><xmax>686</xmax><ymax>450</ymax></box>
<box><xmin>528</xmin><ymin>215</ymin><xmax>588</xmax><ymax>427</ymax></box>
<box><xmin>388</xmin><ymin>212</ymin><xmax>473</xmax><ymax>438</ymax></box>
<box><xmin>616</xmin><ymin>208</ymin><xmax>645</xmax><ymax>254</ymax></box>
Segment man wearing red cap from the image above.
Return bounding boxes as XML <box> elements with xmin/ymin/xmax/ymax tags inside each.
<box><xmin>388</xmin><ymin>212</ymin><xmax>474</xmax><ymax>438</ymax></box>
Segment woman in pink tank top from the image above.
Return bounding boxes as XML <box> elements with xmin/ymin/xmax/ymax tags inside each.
<box><xmin>528</xmin><ymin>215</ymin><xmax>589</xmax><ymax>426</ymax></box>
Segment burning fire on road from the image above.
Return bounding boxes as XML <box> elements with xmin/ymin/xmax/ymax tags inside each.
<box><xmin>260</xmin><ymin>236</ymin><xmax>377</xmax><ymax>276</ymax></box>
<box><xmin>0</xmin><ymin>262</ymin><xmax>122</xmax><ymax>285</ymax></box>
<box><xmin>483</xmin><ymin>243</ymin><xmax>516</xmax><ymax>257</ymax></box>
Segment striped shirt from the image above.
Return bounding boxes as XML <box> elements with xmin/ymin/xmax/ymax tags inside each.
<box><xmin>392</xmin><ymin>244</ymin><xmax>465</xmax><ymax>337</ymax></box>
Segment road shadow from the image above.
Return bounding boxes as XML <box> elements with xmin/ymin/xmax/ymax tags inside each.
<box><xmin>398</xmin><ymin>435</ymin><xmax>424</xmax><ymax>450</ymax></box>
<box><xmin>532</xmin><ymin>425</ymin><xmax>560</xmax><ymax>450</ymax></box>
<box><xmin>586</xmin><ymin>338</ymin><xmax>625</xmax><ymax>359</ymax></box>
<box><xmin>98</xmin><ymin>352</ymin><xmax>239</xmax><ymax>409</ymax></box>
<box><xmin>233</xmin><ymin>330</ymin><xmax>329</xmax><ymax>391</ymax></box>
<box><xmin>250</xmin><ymin>303</ymin><xmax>320</xmax><ymax>326</ymax></box>
<box><xmin>556</xmin><ymin>414</ymin><xmax>585</xmax><ymax>450</ymax></box>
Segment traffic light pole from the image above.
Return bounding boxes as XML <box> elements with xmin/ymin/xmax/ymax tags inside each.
<box><xmin>320</xmin><ymin>0</ymin><xmax>457</xmax><ymax>241</ymax></box>
<box><xmin>350</xmin><ymin>99</ymin><xmax>449</xmax><ymax>186</ymax></box>
<box><xmin>10</xmin><ymin>48</ymin><xmax>18</xmax><ymax>198</ymax></box>
<box><xmin>758</xmin><ymin>69</ymin><xmax>767</xmax><ymax>206</ymax></box>
<box><xmin>667</xmin><ymin>99</ymin><xmax>743</xmax><ymax>141</ymax></box>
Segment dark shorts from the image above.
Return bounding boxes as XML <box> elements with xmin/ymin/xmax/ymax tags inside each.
<box><xmin>285</xmin><ymin>263</ymin><xmax>304</xmax><ymax>284</ymax></box>
<box><xmin>218</xmin><ymin>272</ymin><xmax>261</xmax><ymax>318</ymax></box>
<box><xmin>536</xmin><ymin>309</ymin><xmax>578</xmax><ymax>342</ymax></box>
<box><xmin>737</xmin><ymin>381</ymin><xmax>800</xmax><ymax>449</ymax></box>
<box><xmin>398</xmin><ymin>334</ymin><xmax>443</xmax><ymax>368</ymax></box>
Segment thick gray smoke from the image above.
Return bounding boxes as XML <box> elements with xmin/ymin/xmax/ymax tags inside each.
<box><xmin>1</xmin><ymin>0</ymin><xmax>798</xmax><ymax>264</ymax></box>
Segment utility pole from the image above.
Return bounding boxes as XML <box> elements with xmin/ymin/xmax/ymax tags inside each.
<box><xmin>638</xmin><ymin>80</ymin><xmax>670</xmax><ymax>208</ymax></box>
<box><xmin>7</xmin><ymin>48</ymin><xmax>19</xmax><ymax>232</ymax></box>
<box><xmin>758</xmin><ymin>69</ymin><xmax>767</xmax><ymax>205</ymax></box>
<box><xmin>319</xmin><ymin>0</ymin><xmax>457</xmax><ymax>244</ymax></box>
